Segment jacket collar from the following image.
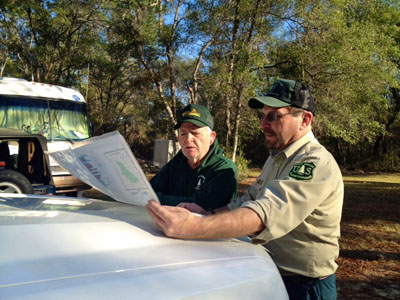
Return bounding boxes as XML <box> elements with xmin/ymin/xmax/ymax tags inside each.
<box><xmin>176</xmin><ymin>139</ymin><xmax>221</xmax><ymax>169</ymax></box>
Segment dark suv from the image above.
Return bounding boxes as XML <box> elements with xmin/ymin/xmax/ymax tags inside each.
<box><xmin>0</xmin><ymin>128</ymin><xmax>55</xmax><ymax>194</ymax></box>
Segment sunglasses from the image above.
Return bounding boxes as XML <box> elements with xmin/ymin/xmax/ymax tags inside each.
<box><xmin>258</xmin><ymin>111</ymin><xmax>302</xmax><ymax>122</ymax></box>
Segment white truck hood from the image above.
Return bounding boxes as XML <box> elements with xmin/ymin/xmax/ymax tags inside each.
<box><xmin>0</xmin><ymin>194</ymin><xmax>288</xmax><ymax>299</ymax></box>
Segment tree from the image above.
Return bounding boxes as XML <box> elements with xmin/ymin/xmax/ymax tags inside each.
<box><xmin>187</xmin><ymin>0</ymin><xmax>289</xmax><ymax>162</ymax></box>
<box><xmin>268</xmin><ymin>0</ymin><xmax>400</xmax><ymax>168</ymax></box>
<box><xmin>0</xmin><ymin>0</ymin><xmax>102</xmax><ymax>86</ymax></box>
<box><xmin>2</xmin><ymin>0</ymin><xmax>399</xmax><ymax>170</ymax></box>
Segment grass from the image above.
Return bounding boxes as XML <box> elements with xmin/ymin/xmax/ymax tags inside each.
<box><xmin>343</xmin><ymin>173</ymin><xmax>400</xmax><ymax>184</ymax></box>
<box><xmin>336</xmin><ymin>173</ymin><xmax>400</xmax><ymax>299</ymax></box>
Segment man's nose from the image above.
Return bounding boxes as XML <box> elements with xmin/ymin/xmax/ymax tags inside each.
<box><xmin>260</xmin><ymin>116</ymin><xmax>270</xmax><ymax>129</ymax></box>
<box><xmin>185</xmin><ymin>132</ymin><xmax>194</xmax><ymax>141</ymax></box>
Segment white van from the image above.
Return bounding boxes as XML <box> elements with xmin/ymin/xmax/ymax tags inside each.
<box><xmin>0</xmin><ymin>77</ymin><xmax>91</xmax><ymax>195</ymax></box>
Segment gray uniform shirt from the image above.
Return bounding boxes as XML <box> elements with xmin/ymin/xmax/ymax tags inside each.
<box><xmin>228</xmin><ymin>132</ymin><xmax>343</xmax><ymax>277</ymax></box>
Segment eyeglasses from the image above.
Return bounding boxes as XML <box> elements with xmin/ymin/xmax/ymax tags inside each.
<box><xmin>259</xmin><ymin>111</ymin><xmax>301</xmax><ymax>122</ymax></box>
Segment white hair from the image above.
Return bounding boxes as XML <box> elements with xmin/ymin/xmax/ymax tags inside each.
<box><xmin>178</xmin><ymin>125</ymin><xmax>214</xmax><ymax>140</ymax></box>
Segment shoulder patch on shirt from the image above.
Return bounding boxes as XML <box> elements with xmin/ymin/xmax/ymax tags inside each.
<box><xmin>289</xmin><ymin>162</ymin><xmax>316</xmax><ymax>180</ymax></box>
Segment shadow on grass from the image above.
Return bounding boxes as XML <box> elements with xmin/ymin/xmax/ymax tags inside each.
<box><xmin>343</xmin><ymin>181</ymin><xmax>400</xmax><ymax>222</ymax></box>
<box><xmin>337</xmin><ymin>278</ymin><xmax>400</xmax><ymax>300</ymax></box>
<box><xmin>340</xmin><ymin>249</ymin><xmax>400</xmax><ymax>261</ymax></box>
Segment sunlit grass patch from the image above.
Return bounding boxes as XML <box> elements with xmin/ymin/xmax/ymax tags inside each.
<box><xmin>344</xmin><ymin>173</ymin><xmax>400</xmax><ymax>184</ymax></box>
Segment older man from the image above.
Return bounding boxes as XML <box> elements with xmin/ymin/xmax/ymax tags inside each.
<box><xmin>147</xmin><ymin>79</ymin><xmax>343</xmax><ymax>300</ymax></box>
<box><xmin>150</xmin><ymin>103</ymin><xmax>237</xmax><ymax>211</ymax></box>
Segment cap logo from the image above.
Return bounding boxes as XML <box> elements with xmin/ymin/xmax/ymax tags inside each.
<box><xmin>182</xmin><ymin>108</ymin><xmax>200</xmax><ymax>117</ymax></box>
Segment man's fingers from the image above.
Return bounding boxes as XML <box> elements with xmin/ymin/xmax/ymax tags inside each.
<box><xmin>146</xmin><ymin>199</ymin><xmax>159</xmax><ymax>209</ymax></box>
<box><xmin>145</xmin><ymin>200</ymin><xmax>196</xmax><ymax>238</ymax></box>
<box><xmin>179</xmin><ymin>203</ymin><xmax>207</xmax><ymax>214</ymax></box>
<box><xmin>177</xmin><ymin>202</ymin><xmax>192</xmax><ymax>210</ymax></box>
<box><xmin>146</xmin><ymin>205</ymin><xmax>164</xmax><ymax>226</ymax></box>
<box><xmin>146</xmin><ymin>201</ymin><xmax>168</xmax><ymax>230</ymax></box>
<box><xmin>146</xmin><ymin>200</ymin><xmax>167</xmax><ymax>219</ymax></box>
<box><xmin>177</xmin><ymin>202</ymin><xmax>200</xmax><ymax>212</ymax></box>
<box><xmin>146</xmin><ymin>200</ymin><xmax>175</xmax><ymax>220</ymax></box>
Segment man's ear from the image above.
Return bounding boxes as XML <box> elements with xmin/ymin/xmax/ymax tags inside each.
<box><xmin>210</xmin><ymin>131</ymin><xmax>217</xmax><ymax>145</ymax></box>
<box><xmin>301</xmin><ymin>111</ymin><xmax>313</xmax><ymax>129</ymax></box>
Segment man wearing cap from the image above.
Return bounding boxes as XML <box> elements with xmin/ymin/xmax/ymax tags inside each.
<box><xmin>150</xmin><ymin>103</ymin><xmax>238</xmax><ymax>211</ymax></box>
<box><xmin>146</xmin><ymin>79</ymin><xmax>343</xmax><ymax>299</ymax></box>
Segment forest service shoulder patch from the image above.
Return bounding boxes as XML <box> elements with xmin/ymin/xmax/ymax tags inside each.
<box><xmin>289</xmin><ymin>162</ymin><xmax>316</xmax><ymax>180</ymax></box>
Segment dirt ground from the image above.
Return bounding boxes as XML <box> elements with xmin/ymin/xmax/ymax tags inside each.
<box><xmin>239</xmin><ymin>171</ymin><xmax>400</xmax><ymax>300</ymax></box>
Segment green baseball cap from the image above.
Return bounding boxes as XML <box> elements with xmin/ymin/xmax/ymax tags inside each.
<box><xmin>174</xmin><ymin>104</ymin><xmax>214</xmax><ymax>130</ymax></box>
<box><xmin>248</xmin><ymin>79</ymin><xmax>316</xmax><ymax>115</ymax></box>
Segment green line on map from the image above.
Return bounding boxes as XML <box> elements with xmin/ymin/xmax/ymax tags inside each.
<box><xmin>115</xmin><ymin>161</ymin><xmax>139</xmax><ymax>183</ymax></box>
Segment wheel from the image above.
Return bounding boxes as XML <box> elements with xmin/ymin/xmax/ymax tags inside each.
<box><xmin>0</xmin><ymin>169</ymin><xmax>34</xmax><ymax>194</ymax></box>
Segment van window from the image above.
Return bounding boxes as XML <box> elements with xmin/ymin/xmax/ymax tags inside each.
<box><xmin>0</xmin><ymin>96</ymin><xmax>90</xmax><ymax>141</ymax></box>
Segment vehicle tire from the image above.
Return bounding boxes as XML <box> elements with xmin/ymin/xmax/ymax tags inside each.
<box><xmin>0</xmin><ymin>169</ymin><xmax>34</xmax><ymax>194</ymax></box>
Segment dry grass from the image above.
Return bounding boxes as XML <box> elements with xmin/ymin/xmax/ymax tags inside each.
<box><xmin>336</xmin><ymin>174</ymin><xmax>400</xmax><ymax>299</ymax></box>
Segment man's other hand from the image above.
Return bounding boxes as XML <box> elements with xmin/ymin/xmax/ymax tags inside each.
<box><xmin>177</xmin><ymin>202</ymin><xmax>208</xmax><ymax>215</ymax></box>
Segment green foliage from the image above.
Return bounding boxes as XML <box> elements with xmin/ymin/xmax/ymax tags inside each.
<box><xmin>221</xmin><ymin>145</ymin><xmax>250</xmax><ymax>181</ymax></box>
<box><xmin>1</xmin><ymin>0</ymin><xmax>399</xmax><ymax>171</ymax></box>
<box><xmin>0</xmin><ymin>0</ymin><xmax>102</xmax><ymax>84</ymax></box>
<box><xmin>237</xmin><ymin>107</ymin><xmax>268</xmax><ymax>166</ymax></box>
<box><xmin>270</xmin><ymin>0</ymin><xmax>399</xmax><ymax>146</ymax></box>
<box><xmin>364</xmin><ymin>153</ymin><xmax>400</xmax><ymax>173</ymax></box>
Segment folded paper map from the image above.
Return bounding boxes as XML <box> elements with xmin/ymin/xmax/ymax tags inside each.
<box><xmin>49</xmin><ymin>131</ymin><xmax>159</xmax><ymax>206</ymax></box>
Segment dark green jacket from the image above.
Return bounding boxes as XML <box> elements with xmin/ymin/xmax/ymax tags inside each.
<box><xmin>150</xmin><ymin>140</ymin><xmax>238</xmax><ymax>210</ymax></box>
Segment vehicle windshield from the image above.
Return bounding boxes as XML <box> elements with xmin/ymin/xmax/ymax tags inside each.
<box><xmin>0</xmin><ymin>96</ymin><xmax>90</xmax><ymax>141</ymax></box>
